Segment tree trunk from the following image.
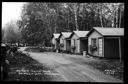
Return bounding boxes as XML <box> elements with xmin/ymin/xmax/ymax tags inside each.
<box><xmin>100</xmin><ymin>5</ymin><xmax>103</xmax><ymax>28</ymax></box>
<box><xmin>112</xmin><ymin>11</ymin><xmax>115</xmax><ymax>28</ymax></box>
<box><xmin>67</xmin><ymin>13</ymin><xmax>70</xmax><ymax>30</ymax></box>
<box><xmin>116</xmin><ymin>8</ymin><xmax>118</xmax><ymax>28</ymax></box>
<box><xmin>87</xmin><ymin>23</ymin><xmax>88</xmax><ymax>30</ymax></box>
<box><xmin>119</xmin><ymin>7</ymin><xmax>122</xmax><ymax>28</ymax></box>
<box><xmin>74</xmin><ymin>10</ymin><xmax>78</xmax><ymax>31</ymax></box>
<box><xmin>100</xmin><ymin>15</ymin><xmax>103</xmax><ymax>27</ymax></box>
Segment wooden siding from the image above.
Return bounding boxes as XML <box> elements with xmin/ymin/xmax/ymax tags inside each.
<box><xmin>59</xmin><ymin>35</ymin><xmax>70</xmax><ymax>51</ymax></box>
<box><xmin>71</xmin><ymin>34</ymin><xmax>80</xmax><ymax>53</ymax></box>
<box><xmin>59</xmin><ymin>35</ymin><xmax>65</xmax><ymax>50</ymax></box>
<box><xmin>98</xmin><ymin>38</ymin><xmax>104</xmax><ymax>57</ymax></box>
<box><xmin>88</xmin><ymin>30</ymin><xmax>103</xmax><ymax>57</ymax></box>
<box><xmin>52</xmin><ymin>37</ymin><xmax>55</xmax><ymax>44</ymax></box>
<box><xmin>52</xmin><ymin>37</ymin><xmax>57</xmax><ymax>49</ymax></box>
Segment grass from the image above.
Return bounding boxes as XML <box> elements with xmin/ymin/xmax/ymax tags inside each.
<box><xmin>24</xmin><ymin>47</ymin><xmax>47</xmax><ymax>52</ymax></box>
<box><xmin>5</xmin><ymin>51</ymin><xmax>53</xmax><ymax>81</ymax></box>
<box><xmin>82</xmin><ymin>59</ymin><xmax>123</xmax><ymax>81</ymax></box>
<box><xmin>67</xmin><ymin>56</ymin><xmax>123</xmax><ymax>81</ymax></box>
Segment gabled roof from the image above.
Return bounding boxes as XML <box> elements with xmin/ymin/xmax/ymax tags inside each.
<box><xmin>87</xmin><ymin>27</ymin><xmax>124</xmax><ymax>36</ymax></box>
<box><xmin>71</xmin><ymin>31</ymin><xmax>89</xmax><ymax>38</ymax></box>
<box><xmin>59</xmin><ymin>32</ymin><xmax>72</xmax><ymax>39</ymax></box>
<box><xmin>53</xmin><ymin>33</ymin><xmax>60</xmax><ymax>39</ymax></box>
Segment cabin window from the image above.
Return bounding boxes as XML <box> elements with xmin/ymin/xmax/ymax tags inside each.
<box><xmin>91</xmin><ymin>38</ymin><xmax>96</xmax><ymax>47</ymax></box>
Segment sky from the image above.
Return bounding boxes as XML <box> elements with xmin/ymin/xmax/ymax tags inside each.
<box><xmin>2</xmin><ymin>2</ymin><xmax>25</xmax><ymax>28</ymax></box>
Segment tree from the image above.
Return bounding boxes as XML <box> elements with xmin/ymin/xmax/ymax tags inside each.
<box><xmin>19</xmin><ymin>3</ymin><xmax>124</xmax><ymax>46</ymax></box>
<box><xmin>2</xmin><ymin>21</ymin><xmax>22</xmax><ymax>44</ymax></box>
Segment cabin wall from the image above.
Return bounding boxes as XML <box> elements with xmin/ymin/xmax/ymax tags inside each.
<box><xmin>71</xmin><ymin>34</ymin><xmax>80</xmax><ymax>53</ymax></box>
<box><xmin>52</xmin><ymin>37</ymin><xmax>56</xmax><ymax>49</ymax></box>
<box><xmin>88</xmin><ymin>31</ymin><xmax>103</xmax><ymax>57</ymax></box>
<box><xmin>60</xmin><ymin>36</ymin><xmax>65</xmax><ymax>50</ymax></box>
<box><xmin>52</xmin><ymin>37</ymin><xmax>55</xmax><ymax>45</ymax></box>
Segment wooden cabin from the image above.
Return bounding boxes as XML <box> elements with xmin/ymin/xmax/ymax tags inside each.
<box><xmin>86</xmin><ymin>27</ymin><xmax>124</xmax><ymax>59</ymax></box>
<box><xmin>51</xmin><ymin>33</ymin><xmax>60</xmax><ymax>50</ymax></box>
<box><xmin>59</xmin><ymin>32</ymin><xmax>72</xmax><ymax>52</ymax></box>
<box><xmin>69</xmin><ymin>31</ymin><xmax>89</xmax><ymax>54</ymax></box>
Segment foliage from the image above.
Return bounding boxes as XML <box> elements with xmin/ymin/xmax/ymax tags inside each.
<box><xmin>89</xmin><ymin>45</ymin><xmax>97</xmax><ymax>51</ymax></box>
<box><xmin>70</xmin><ymin>45</ymin><xmax>76</xmax><ymax>53</ymax></box>
<box><xmin>24</xmin><ymin>47</ymin><xmax>46</xmax><ymax>52</ymax></box>
<box><xmin>83</xmin><ymin>59</ymin><xmax>123</xmax><ymax>80</ymax></box>
<box><xmin>7</xmin><ymin>51</ymin><xmax>52</xmax><ymax>81</ymax></box>
<box><xmin>19</xmin><ymin>3</ymin><xmax>124</xmax><ymax>46</ymax></box>
<box><xmin>71</xmin><ymin>45</ymin><xmax>76</xmax><ymax>50</ymax></box>
<box><xmin>51</xmin><ymin>43</ymin><xmax>55</xmax><ymax>47</ymax></box>
<box><xmin>59</xmin><ymin>43</ymin><xmax>64</xmax><ymax>48</ymax></box>
<box><xmin>2</xmin><ymin>21</ymin><xmax>22</xmax><ymax>43</ymax></box>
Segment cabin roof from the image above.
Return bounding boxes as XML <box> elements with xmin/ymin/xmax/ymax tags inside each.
<box><xmin>53</xmin><ymin>33</ymin><xmax>60</xmax><ymax>39</ymax></box>
<box><xmin>73</xmin><ymin>31</ymin><xmax>89</xmax><ymax>37</ymax></box>
<box><xmin>87</xmin><ymin>27</ymin><xmax>124</xmax><ymax>36</ymax></box>
<box><xmin>60</xmin><ymin>32</ymin><xmax>72</xmax><ymax>38</ymax></box>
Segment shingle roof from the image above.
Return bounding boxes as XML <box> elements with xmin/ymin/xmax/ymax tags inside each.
<box><xmin>93</xmin><ymin>27</ymin><xmax>124</xmax><ymax>36</ymax></box>
<box><xmin>61</xmin><ymin>32</ymin><xmax>72</xmax><ymax>38</ymax></box>
<box><xmin>73</xmin><ymin>31</ymin><xmax>89</xmax><ymax>37</ymax></box>
<box><xmin>53</xmin><ymin>33</ymin><xmax>60</xmax><ymax>39</ymax></box>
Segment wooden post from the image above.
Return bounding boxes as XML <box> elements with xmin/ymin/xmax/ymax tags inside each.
<box><xmin>103</xmin><ymin>37</ymin><xmax>104</xmax><ymax>57</ymax></box>
<box><xmin>119</xmin><ymin>37</ymin><xmax>121</xmax><ymax>62</ymax></box>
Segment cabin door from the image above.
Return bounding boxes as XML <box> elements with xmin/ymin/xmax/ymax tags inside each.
<box><xmin>104</xmin><ymin>38</ymin><xmax>119</xmax><ymax>58</ymax></box>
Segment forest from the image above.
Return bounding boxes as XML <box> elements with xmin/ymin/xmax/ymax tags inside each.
<box><xmin>2</xmin><ymin>3</ymin><xmax>124</xmax><ymax>46</ymax></box>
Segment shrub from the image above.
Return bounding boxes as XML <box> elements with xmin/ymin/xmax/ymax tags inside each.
<box><xmin>51</xmin><ymin>44</ymin><xmax>55</xmax><ymax>47</ymax></box>
<box><xmin>70</xmin><ymin>45</ymin><xmax>76</xmax><ymax>53</ymax></box>
<box><xmin>59</xmin><ymin>43</ymin><xmax>64</xmax><ymax>48</ymax></box>
<box><xmin>71</xmin><ymin>45</ymin><xmax>75</xmax><ymax>50</ymax></box>
<box><xmin>89</xmin><ymin>45</ymin><xmax>97</xmax><ymax>52</ymax></box>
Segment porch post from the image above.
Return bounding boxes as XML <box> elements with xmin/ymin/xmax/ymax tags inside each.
<box><xmin>119</xmin><ymin>37</ymin><xmax>121</xmax><ymax>62</ymax></box>
<box><xmin>103</xmin><ymin>37</ymin><xmax>104</xmax><ymax>57</ymax></box>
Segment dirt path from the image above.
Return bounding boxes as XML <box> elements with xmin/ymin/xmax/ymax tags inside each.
<box><xmin>19</xmin><ymin>47</ymin><xmax>123</xmax><ymax>82</ymax></box>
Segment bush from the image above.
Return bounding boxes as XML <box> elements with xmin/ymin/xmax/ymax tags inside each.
<box><xmin>9</xmin><ymin>52</ymin><xmax>34</xmax><ymax>65</ymax></box>
<box><xmin>38</xmin><ymin>48</ymin><xmax>46</xmax><ymax>52</ymax></box>
<box><xmin>52</xmin><ymin>49</ymin><xmax>56</xmax><ymax>52</ymax></box>
<box><xmin>89</xmin><ymin>45</ymin><xmax>97</xmax><ymax>52</ymax></box>
<box><xmin>10</xmin><ymin>46</ymin><xmax>18</xmax><ymax>53</ymax></box>
<box><xmin>24</xmin><ymin>47</ymin><xmax>46</xmax><ymax>52</ymax></box>
<box><xmin>7</xmin><ymin>51</ymin><xmax>52</xmax><ymax>81</ymax></box>
<box><xmin>59</xmin><ymin>43</ymin><xmax>64</xmax><ymax>48</ymax></box>
<box><xmin>71</xmin><ymin>45</ymin><xmax>76</xmax><ymax>53</ymax></box>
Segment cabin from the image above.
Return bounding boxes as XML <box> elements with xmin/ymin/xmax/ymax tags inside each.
<box><xmin>59</xmin><ymin>32</ymin><xmax>72</xmax><ymax>52</ymax></box>
<box><xmin>69</xmin><ymin>31</ymin><xmax>89</xmax><ymax>54</ymax></box>
<box><xmin>51</xmin><ymin>33</ymin><xmax>60</xmax><ymax>50</ymax></box>
<box><xmin>86</xmin><ymin>27</ymin><xmax>124</xmax><ymax>59</ymax></box>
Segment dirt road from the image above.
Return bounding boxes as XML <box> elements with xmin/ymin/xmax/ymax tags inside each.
<box><xmin>19</xmin><ymin>47</ymin><xmax>123</xmax><ymax>82</ymax></box>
